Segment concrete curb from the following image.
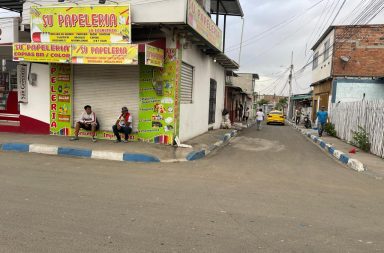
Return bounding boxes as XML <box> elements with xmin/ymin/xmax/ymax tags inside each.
<box><xmin>0</xmin><ymin>129</ymin><xmax>239</xmax><ymax>163</ymax></box>
<box><xmin>186</xmin><ymin>129</ymin><xmax>238</xmax><ymax>161</ymax></box>
<box><xmin>287</xmin><ymin>121</ymin><xmax>365</xmax><ymax>172</ymax></box>
<box><xmin>0</xmin><ymin>143</ymin><xmax>161</xmax><ymax>163</ymax></box>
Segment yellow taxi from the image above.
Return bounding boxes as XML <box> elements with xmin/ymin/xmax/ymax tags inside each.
<box><xmin>266</xmin><ymin>110</ymin><xmax>285</xmax><ymax>125</ymax></box>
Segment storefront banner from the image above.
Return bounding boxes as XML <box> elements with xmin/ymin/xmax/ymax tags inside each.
<box><xmin>187</xmin><ymin>0</ymin><xmax>223</xmax><ymax>51</ymax></box>
<box><xmin>138</xmin><ymin>48</ymin><xmax>180</xmax><ymax>145</ymax></box>
<box><xmin>50</xmin><ymin>63</ymin><xmax>72</xmax><ymax>136</ymax></box>
<box><xmin>71</xmin><ymin>44</ymin><xmax>138</xmax><ymax>65</ymax></box>
<box><xmin>31</xmin><ymin>5</ymin><xmax>131</xmax><ymax>44</ymax></box>
<box><xmin>13</xmin><ymin>43</ymin><xmax>71</xmax><ymax>63</ymax></box>
<box><xmin>145</xmin><ymin>45</ymin><xmax>164</xmax><ymax>67</ymax></box>
<box><xmin>17</xmin><ymin>64</ymin><xmax>28</xmax><ymax>103</ymax></box>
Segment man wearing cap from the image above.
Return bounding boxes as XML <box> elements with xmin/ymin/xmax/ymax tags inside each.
<box><xmin>316</xmin><ymin>106</ymin><xmax>329</xmax><ymax>137</ymax></box>
<box><xmin>112</xmin><ymin>107</ymin><xmax>132</xmax><ymax>143</ymax></box>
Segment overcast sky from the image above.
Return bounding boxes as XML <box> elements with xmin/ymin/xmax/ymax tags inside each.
<box><xmin>221</xmin><ymin>0</ymin><xmax>384</xmax><ymax>96</ymax></box>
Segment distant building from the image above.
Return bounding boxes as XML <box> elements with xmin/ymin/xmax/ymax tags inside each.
<box><xmin>311</xmin><ymin>24</ymin><xmax>384</xmax><ymax>120</ymax></box>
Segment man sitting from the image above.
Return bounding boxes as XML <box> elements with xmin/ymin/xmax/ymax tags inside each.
<box><xmin>112</xmin><ymin>107</ymin><xmax>132</xmax><ymax>143</ymax></box>
<box><xmin>70</xmin><ymin>105</ymin><xmax>99</xmax><ymax>142</ymax></box>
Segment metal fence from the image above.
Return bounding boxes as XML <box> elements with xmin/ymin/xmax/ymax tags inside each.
<box><xmin>330</xmin><ymin>100</ymin><xmax>384</xmax><ymax>158</ymax></box>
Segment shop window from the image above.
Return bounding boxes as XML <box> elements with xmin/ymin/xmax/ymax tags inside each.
<box><xmin>312</xmin><ymin>52</ymin><xmax>319</xmax><ymax>70</ymax></box>
<box><xmin>181</xmin><ymin>62</ymin><xmax>194</xmax><ymax>104</ymax></box>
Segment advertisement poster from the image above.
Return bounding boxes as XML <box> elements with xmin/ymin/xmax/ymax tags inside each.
<box><xmin>50</xmin><ymin>63</ymin><xmax>72</xmax><ymax>136</ymax></box>
<box><xmin>31</xmin><ymin>5</ymin><xmax>131</xmax><ymax>44</ymax></box>
<box><xmin>187</xmin><ymin>0</ymin><xmax>223</xmax><ymax>51</ymax></box>
<box><xmin>71</xmin><ymin>44</ymin><xmax>138</xmax><ymax>64</ymax></box>
<box><xmin>145</xmin><ymin>44</ymin><xmax>164</xmax><ymax>67</ymax></box>
<box><xmin>138</xmin><ymin>48</ymin><xmax>180</xmax><ymax>144</ymax></box>
<box><xmin>13</xmin><ymin>43</ymin><xmax>71</xmax><ymax>63</ymax></box>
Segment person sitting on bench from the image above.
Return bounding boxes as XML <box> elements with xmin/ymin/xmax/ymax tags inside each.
<box><xmin>70</xmin><ymin>105</ymin><xmax>99</xmax><ymax>142</ymax></box>
<box><xmin>112</xmin><ymin>106</ymin><xmax>132</xmax><ymax>143</ymax></box>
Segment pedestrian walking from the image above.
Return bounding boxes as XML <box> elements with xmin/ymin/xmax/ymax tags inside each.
<box><xmin>295</xmin><ymin>108</ymin><xmax>302</xmax><ymax>125</ymax></box>
<box><xmin>244</xmin><ymin>107</ymin><xmax>250</xmax><ymax>123</ymax></box>
<box><xmin>256</xmin><ymin>108</ymin><xmax>265</xmax><ymax>131</ymax></box>
<box><xmin>316</xmin><ymin>106</ymin><xmax>328</xmax><ymax>137</ymax></box>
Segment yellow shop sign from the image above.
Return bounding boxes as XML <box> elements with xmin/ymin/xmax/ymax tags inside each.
<box><xmin>71</xmin><ymin>44</ymin><xmax>138</xmax><ymax>65</ymax></box>
<box><xmin>31</xmin><ymin>5</ymin><xmax>131</xmax><ymax>44</ymax></box>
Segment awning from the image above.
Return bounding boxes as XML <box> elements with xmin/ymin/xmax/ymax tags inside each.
<box><xmin>0</xmin><ymin>1</ymin><xmax>23</xmax><ymax>13</ymax></box>
<box><xmin>215</xmin><ymin>53</ymin><xmax>239</xmax><ymax>70</ymax></box>
<box><xmin>211</xmin><ymin>0</ymin><xmax>244</xmax><ymax>17</ymax></box>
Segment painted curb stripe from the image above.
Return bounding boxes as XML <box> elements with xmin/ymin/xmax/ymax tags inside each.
<box><xmin>1</xmin><ymin>143</ymin><xmax>30</xmax><ymax>152</ymax></box>
<box><xmin>92</xmin><ymin>151</ymin><xmax>124</xmax><ymax>161</ymax></box>
<box><xmin>339</xmin><ymin>154</ymin><xmax>350</xmax><ymax>164</ymax></box>
<box><xmin>328</xmin><ymin>147</ymin><xmax>335</xmax><ymax>155</ymax></box>
<box><xmin>29</xmin><ymin>144</ymin><xmax>59</xmax><ymax>155</ymax></box>
<box><xmin>58</xmin><ymin>147</ymin><xmax>92</xmax><ymax>158</ymax></box>
<box><xmin>186</xmin><ymin>150</ymin><xmax>206</xmax><ymax>161</ymax></box>
<box><xmin>123</xmin><ymin>153</ymin><xmax>160</xmax><ymax>163</ymax></box>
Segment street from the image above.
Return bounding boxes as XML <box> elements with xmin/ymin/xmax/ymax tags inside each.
<box><xmin>1</xmin><ymin>124</ymin><xmax>384</xmax><ymax>253</ymax></box>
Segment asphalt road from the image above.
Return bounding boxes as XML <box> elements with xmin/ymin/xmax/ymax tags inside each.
<box><xmin>1</xmin><ymin>124</ymin><xmax>384</xmax><ymax>253</ymax></box>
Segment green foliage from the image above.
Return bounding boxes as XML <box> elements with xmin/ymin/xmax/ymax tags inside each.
<box><xmin>257</xmin><ymin>99</ymin><xmax>269</xmax><ymax>106</ymax></box>
<box><xmin>324</xmin><ymin>123</ymin><xmax>337</xmax><ymax>137</ymax></box>
<box><xmin>351</xmin><ymin>126</ymin><xmax>371</xmax><ymax>152</ymax></box>
<box><xmin>275</xmin><ymin>97</ymin><xmax>288</xmax><ymax>111</ymax></box>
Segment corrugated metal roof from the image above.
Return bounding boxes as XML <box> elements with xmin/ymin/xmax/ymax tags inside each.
<box><xmin>0</xmin><ymin>0</ymin><xmax>24</xmax><ymax>13</ymax></box>
<box><xmin>211</xmin><ymin>0</ymin><xmax>243</xmax><ymax>17</ymax></box>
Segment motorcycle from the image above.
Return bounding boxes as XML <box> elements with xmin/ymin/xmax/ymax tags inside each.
<box><xmin>303</xmin><ymin>114</ymin><xmax>312</xmax><ymax>129</ymax></box>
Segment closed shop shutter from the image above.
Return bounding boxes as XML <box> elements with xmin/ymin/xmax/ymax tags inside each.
<box><xmin>181</xmin><ymin>62</ymin><xmax>193</xmax><ymax>104</ymax></box>
<box><xmin>73</xmin><ymin>65</ymin><xmax>139</xmax><ymax>131</ymax></box>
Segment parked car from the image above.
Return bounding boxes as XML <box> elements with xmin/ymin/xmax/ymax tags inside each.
<box><xmin>266</xmin><ymin>110</ymin><xmax>285</xmax><ymax>125</ymax></box>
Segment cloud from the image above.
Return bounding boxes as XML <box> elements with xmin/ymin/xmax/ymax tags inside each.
<box><xmin>224</xmin><ymin>0</ymin><xmax>384</xmax><ymax>95</ymax></box>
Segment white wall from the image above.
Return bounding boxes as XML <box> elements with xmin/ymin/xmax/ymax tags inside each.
<box><xmin>179</xmin><ymin>44</ymin><xmax>225</xmax><ymax>141</ymax></box>
<box><xmin>20</xmin><ymin>63</ymin><xmax>50</xmax><ymax>123</ymax></box>
<box><xmin>312</xmin><ymin>29</ymin><xmax>334</xmax><ymax>83</ymax></box>
<box><xmin>22</xmin><ymin>0</ymin><xmax>187</xmax><ymax>26</ymax></box>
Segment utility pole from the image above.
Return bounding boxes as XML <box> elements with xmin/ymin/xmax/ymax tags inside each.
<box><xmin>238</xmin><ymin>17</ymin><xmax>245</xmax><ymax>64</ymax></box>
<box><xmin>287</xmin><ymin>51</ymin><xmax>293</xmax><ymax>120</ymax></box>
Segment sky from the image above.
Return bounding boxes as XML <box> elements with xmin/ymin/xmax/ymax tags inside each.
<box><xmin>220</xmin><ymin>0</ymin><xmax>384</xmax><ymax>96</ymax></box>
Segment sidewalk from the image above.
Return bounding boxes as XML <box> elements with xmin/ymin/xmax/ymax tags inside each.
<box><xmin>0</xmin><ymin>127</ymin><xmax>240</xmax><ymax>163</ymax></box>
<box><xmin>288</xmin><ymin>121</ymin><xmax>384</xmax><ymax>179</ymax></box>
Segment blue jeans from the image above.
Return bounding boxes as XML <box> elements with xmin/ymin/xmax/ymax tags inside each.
<box><xmin>112</xmin><ymin>125</ymin><xmax>132</xmax><ymax>141</ymax></box>
<box><xmin>318</xmin><ymin>122</ymin><xmax>326</xmax><ymax>136</ymax></box>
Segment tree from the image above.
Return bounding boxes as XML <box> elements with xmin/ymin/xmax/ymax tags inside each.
<box><xmin>257</xmin><ymin>99</ymin><xmax>269</xmax><ymax>106</ymax></box>
<box><xmin>275</xmin><ymin>97</ymin><xmax>288</xmax><ymax>113</ymax></box>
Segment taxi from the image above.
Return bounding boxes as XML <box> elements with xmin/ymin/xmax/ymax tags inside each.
<box><xmin>266</xmin><ymin>110</ymin><xmax>285</xmax><ymax>125</ymax></box>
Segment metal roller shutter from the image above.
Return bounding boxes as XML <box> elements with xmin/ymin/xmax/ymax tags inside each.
<box><xmin>73</xmin><ymin>65</ymin><xmax>139</xmax><ymax>131</ymax></box>
<box><xmin>181</xmin><ymin>62</ymin><xmax>194</xmax><ymax>104</ymax></box>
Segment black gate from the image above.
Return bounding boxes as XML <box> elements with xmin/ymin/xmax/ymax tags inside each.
<box><xmin>208</xmin><ymin>79</ymin><xmax>217</xmax><ymax>124</ymax></box>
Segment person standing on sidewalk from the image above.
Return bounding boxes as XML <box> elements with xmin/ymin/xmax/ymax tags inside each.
<box><xmin>295</xmin><ymin>108</ymin><xmax>302</xmax><ymax>125</ymax></box>
<box><xmin>244</xmin><ymin>107</ymin><xmax>250</xmax><ymax>123</ymax></box>
<box><xmin>316</xmin><ymin>106</ymin><xmax>328</xmax><ymax>137</ymax></box>
<box><xmin>256</xmin><ymin>108</ymin><xmax>265</xmax><ymax>131</ymax></box>
<box><xmin>112</xmin><ymin>107</ymin><xmax>132</xmax><ymax>143</ymax></box>
<box><xmin>70</xmin><ymin>105</ymin><xmax>99</xmax><ymax>142</ymax></box>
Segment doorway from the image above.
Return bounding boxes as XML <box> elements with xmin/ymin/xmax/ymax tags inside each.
<box><xmin>208</xmin><ymin>79</ymin><xmax>217</xmax><ymax>124</ymax></box>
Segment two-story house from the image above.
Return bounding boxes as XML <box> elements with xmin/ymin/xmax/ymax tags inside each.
<box><xmin>311</xmin><ymin>24</ymin><xmax>384</xmax><ymax>121</ymax></box>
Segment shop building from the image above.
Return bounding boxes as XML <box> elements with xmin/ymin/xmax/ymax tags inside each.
<box><xmin>0</xmin><ymin>0</ymin><xmax>243</xmax><ymax>144</ymax></box>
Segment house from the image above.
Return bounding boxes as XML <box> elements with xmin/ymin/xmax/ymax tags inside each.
<box><xmin>311</xmin><ymin>24</ymin><xmax>384</xmax><ymax>121</ymax></box>
<box><xmin>0</xmin><ymin>0</ymin><xmax>243</xmax><ymax>144</ymax></box>
<box><xmin>291</xmin><ymin>91</ymin><xmax>313</xmax><ymax>120</ymax></box>
<box><xmin>225</xmin><ymin>72</ymin><xmax>258</xmax><ymax>122</ymax></box>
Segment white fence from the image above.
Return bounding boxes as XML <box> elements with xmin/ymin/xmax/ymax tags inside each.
<box><xmin>330</xmin><ymin>100</ymin><xmax>384</xmax><ymax>158</ymax></box>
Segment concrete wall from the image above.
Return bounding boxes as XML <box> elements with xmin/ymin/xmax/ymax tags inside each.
<box><xmin>332</xmin><ymin>25</ymin><xmax>384</xmax><ymax>77</ymax></box>
<box><xmin>312</xmin><ymin>29</ymin><xmax>334</xmax><ymax>83</ymax></box>
<box><xmin>22</xmin><ymin>0</ymin><xmax>187</xmax><ymax>26</ymax></box>
<box><xmin>20</xmin><ymin>63</ymin><xmax>50</xmax><ymax>124</ymax></box>
<box><xmin>179</xmin><ymin>44</ymin><xmax>225</xmax><ymax>141</ymax></box>
<box><xmin>231</xmin><ymin>73</ymin><xmax>254</xmax><ymax>94</ymax></box>
<box><xmin>332</xmin><ymin>78</ymin><xmax>384</xmax><ymax>103</ymax></box>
